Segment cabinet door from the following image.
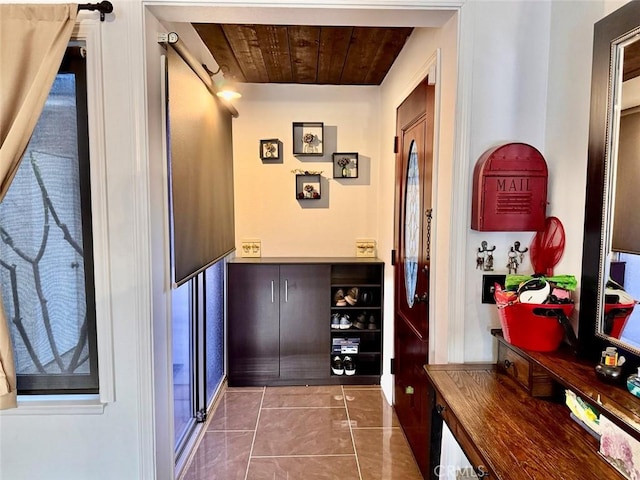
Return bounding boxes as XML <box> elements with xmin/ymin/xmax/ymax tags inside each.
<box><xmin>279</xmin><ymin>264</ymin><xmax>331</xmax><ymax>380</ymax></box>
<box><xmin>227</xmin><ymin>264</ymin><xmax>280</xmax><ymax>384</ymax></box>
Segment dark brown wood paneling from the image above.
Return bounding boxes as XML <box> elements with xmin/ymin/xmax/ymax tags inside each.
<box><xmin>341</xmin><ymin>27</ymin><xmax>384</xmax><ymax>84</ymax></box>
<box><xmin>192</xmin><ymin>23</ymin><xmax>414</xmax><ymax>86</ymax></box>
<box><xmin>192</xmin><ymin>23</ymin><xmax>246</xmax><ymax>82</ymax></box>
<box><xmin>254</xmin><ymin>25</ymin><xmax>293</xmax><ymax>83</ymax></box>
<box><xmin>317</xmin><ymin>26</ymin><xmax>353</xmax><ymax>84</ymax></box>
<box><xmin>364</xmin><ymin>27</ymin><xmax>413</xmax><ymax>84</ymax></box>
<box><xmin>221</xmin><ymin>25</ymin><xmax>270</xmax><ymax>83</ymax></box>
<box><xmin>624</xmin><ymin>38</ymin><xmax>640</xmax><ymax>82</ymax></box>
<box><xmin>288</xmin><ymin>25</ymin><xmax>320</xmax><ymax>83</ymax></box>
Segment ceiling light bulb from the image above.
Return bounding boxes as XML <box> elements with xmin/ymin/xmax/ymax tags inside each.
<box><xmin>216</xmin><ymin>89</ymin><xmax>242</xmax><ymax>101</ymax></box>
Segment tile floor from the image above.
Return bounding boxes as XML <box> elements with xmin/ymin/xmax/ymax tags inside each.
<box><xmin>180</xmin><ymin>385</ymin><xmax>423</xmax><ymax>480</ymax></box>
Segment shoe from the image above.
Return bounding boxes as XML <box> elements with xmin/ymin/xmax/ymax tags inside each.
<box><xmin>331</xmin><ymin>313</ymin><xmax>341</xmax><ymax>329</ymax></box>
<box><xmin>367</xmin><ymin>314</ymin><xmax>378</xmax><ymax>330</ymax></box>
<box><xmin>353</xmin><ymin>312</ymin><xmax>366</xmax><ymax>329</ymax></box>
<box><xmin>345</xmin><ymin>287</ymin><xmax>359</xmax><ymax>305</ymax></box>
<box><xmin>343</xmin><ymin>356</ymin><xmax>356</xmax><ymax>375</ymax></box>
<box><xmin>334</xmin><ymin>289</ymin><xmax>347</xmax><ymax>306</ymax></box>
<box><xmin>360</xmin><ymin>290</ymin><xmax>373</xmax><ymax>305</ymax></box>
<box><xmin>331</xmin><ymin>356</ymin><xmax>344</xmax><ymax>375</ymax></box>
<box><xmin>339</xmin><ymin>314</ymin><xmax>352</xmax><ymax>330</ymax></box>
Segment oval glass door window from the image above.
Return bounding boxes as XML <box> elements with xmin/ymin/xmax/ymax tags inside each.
<box><xmin>404</xmin><ymin>140</ymin><xmax>420</xmax><ymax>308</ymax></box>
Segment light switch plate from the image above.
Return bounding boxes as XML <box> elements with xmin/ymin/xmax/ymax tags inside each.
<box><xmin>356</xmin><ymin>239</ymin><xmax>376</xmax><ymax>258</ymax></box>
<box><xmin>241</xmin><ymin>239</ymin><xmax>261</xmax><ymax>258</ymax></box>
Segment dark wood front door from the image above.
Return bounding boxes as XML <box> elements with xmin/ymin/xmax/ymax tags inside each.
<box><xmin>393</xmin><ymin>79</ymin><xmax>435</xmax><ymax>477</ymax></box>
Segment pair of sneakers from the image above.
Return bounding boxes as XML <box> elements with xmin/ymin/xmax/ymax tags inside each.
<box><xmin>331</xmin><ymin>313</ymin><xmax>351</xmax><ymax>330</ymax></box>
<box><xmin>331</xmin><ymin>355</ymin><xmax>356</xmax><ymax>376</ymax></box>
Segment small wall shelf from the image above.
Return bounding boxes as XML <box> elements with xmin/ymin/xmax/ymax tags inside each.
<box><xmin>293</xmin><ymin>122</ymin><xmax>324</xmax><ymax>156</ymax></box>
<box><xmin>333</xmin><ymin>152</ymin><xmax>359</xmax><ymax>178</ymax></box>
<box><xmin>260</xmin><ymin>138</ymin><xmax>282</xmax><ymax>161</ymax></box>
<box><xmin>296</xmin><ymin>174</ymin><xmax>321</xmax><ymax>200</ymax></box>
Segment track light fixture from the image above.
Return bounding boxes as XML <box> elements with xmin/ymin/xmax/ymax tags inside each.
<box><xmin>202</xmin><ymin>63</ymin><xmax>242</xmax><ymax>101</ymax></box>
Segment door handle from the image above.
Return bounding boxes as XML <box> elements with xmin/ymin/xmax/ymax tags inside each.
<box><xmin>414</xmin><ymin>292</ymin><xmax>428</xmax><ymax>303</ymax></box>
<box><xmin>285</xmin><ymin>279</ymin><xmax>288</xmax><ymax>302</ymax></box>
<box><xmin>271</xmin><ymin>280</ymin><xmax>274</xmax><ymax>303</ymax></box>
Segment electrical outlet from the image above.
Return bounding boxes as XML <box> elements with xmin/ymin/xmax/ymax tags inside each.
<box><xmin>356</xmin><ymin>239</ymin><xmax>376</xmax><ymax>258</ymax></box>
<box><xmin>240</xmin><ymin>239</ymin><xmax>261</xmax><ymax>258</ymax></box>
<box><xmin>481</xmin><ymin>274</ymin><xmax>506</xmax><ymax>304</ymax></box>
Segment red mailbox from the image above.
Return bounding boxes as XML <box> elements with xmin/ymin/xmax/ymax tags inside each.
<box><xmin>471</xmin><ymin>143</ymin><xmax>548</xmax><ymax>231</ymax></box>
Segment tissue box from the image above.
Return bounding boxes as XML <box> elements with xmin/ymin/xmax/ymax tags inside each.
<box><xmin>599</xmin><ymin>415</ymin><xmax>640</xmax><ymax>479</ymax></box>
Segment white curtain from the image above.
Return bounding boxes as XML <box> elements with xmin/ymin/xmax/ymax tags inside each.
<box><xmin>0</xmin><ymin>3</ymin><xmax>77</xmax><ymax>409</ymax></box>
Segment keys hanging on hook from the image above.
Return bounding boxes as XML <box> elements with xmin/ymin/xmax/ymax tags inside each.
<box><xmin>513</xmin><ymin>241</ymin><xmax>528</xmax><ymax>264</ymax></box>
<box><xmin>507</xmin><ymin>247</ymin><xmax>519</xmax><ymax>274</ymax></box>
<box><xmin>477</xmin><ymin>241</ymin><xmax>496</xmax><ymax>271</ymax></box>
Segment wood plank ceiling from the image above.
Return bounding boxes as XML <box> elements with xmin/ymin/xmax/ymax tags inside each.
<box><xmin>624</xmin><ymin>38</ymin><xmax>640</xmax><ymax>82</ymax></box>
<box><xmin>192</xmin><ymin>24</ymin><xmax>414</xmax><ymax>85</ymax></box>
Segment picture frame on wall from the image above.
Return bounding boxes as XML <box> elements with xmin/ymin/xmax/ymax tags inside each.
<box><xmin>260</xmin><ymin>139</ymin><xmax>281</xmax><ymax>161</ymax></box>
<box><xmin>333</xmin><ymin>152</ymin><xmax>359</xmax><ymax>178</ymax></box>
<box><xmin>292</xmin><ymin>122</ymin><xmax>324</xmax><ymax>156</ymax></box>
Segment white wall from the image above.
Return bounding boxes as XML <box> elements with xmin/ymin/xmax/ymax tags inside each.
<box><xmin>232</xmin><ymin>84</ymin><xmax>381</xmax><ymax>257</ymax></box>
<box><xmin>459</xmin><ymin>0</ymin><xmax>610</xmax><ymax>364</ymax></box>
<box><xmin>460</xmin><ymin>1</ymin><xmax>551</xmax><ymax>361</ymax></box>
<box><xmin>543</xmin><ymin>0</ymin><xmax>607</xmax><ymax>330</ymax></box>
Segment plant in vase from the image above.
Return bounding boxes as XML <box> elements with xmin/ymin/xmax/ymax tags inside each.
<box><xmin>304</xmin><ymin>184</ymin><xmax>315</xmax><ymax>198</ymax></box>
<box><xmin>337</xmin><ymin>157</ymin><xmax>350</xmax><ymax>177</ymax></box>
<box><xmin>303</xmin><ymin>132</ymin><xmax>316</xmax><ymax>154</ymax></box>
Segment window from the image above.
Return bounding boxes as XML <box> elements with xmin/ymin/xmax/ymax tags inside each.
<box><xmin>0</xmin><ymin>45</ymin><xmax>98</xmax><ymax>394</ymax></box>
<box><xmin>173</xmin><ymin>259</ymin><xmax>226</xmax><ymax>457</ymax></box>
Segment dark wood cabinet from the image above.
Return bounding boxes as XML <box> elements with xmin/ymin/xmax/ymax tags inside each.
<box><xmin>278</xmin><ymin>264</ymin><xmax>330</xmax><ymax>380</ymax></box>
<box><xmin>228</xmin><ymin>258</ymin><xmax>383</xmax><ymax>387</ymax></box>
<box><xmin>227</xmin><ymin>261</ymin><xmax>330</xmax><ymax>386</ymax></box>
<box><xmin>227</xmin><ymin>264</ymin><xmax>280</xmax><ymax>384</ymax></box>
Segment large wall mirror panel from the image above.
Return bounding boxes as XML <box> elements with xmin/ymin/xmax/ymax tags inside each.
<box><xmin>580</xmin><ymin>0</ymin><xmax>640</xmax><ymax>359</ymax></box>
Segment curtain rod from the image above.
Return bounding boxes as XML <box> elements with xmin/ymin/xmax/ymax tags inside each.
<box><xmin>78</xmin><ymin>1</ymin><xmax>113</xmax><ymax>21</ymax></box>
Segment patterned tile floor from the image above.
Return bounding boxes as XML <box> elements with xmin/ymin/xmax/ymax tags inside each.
<box><xmin>180</xmin><ymin>385</ymin><xmax>423</xmax><ymax>480</ymax></box>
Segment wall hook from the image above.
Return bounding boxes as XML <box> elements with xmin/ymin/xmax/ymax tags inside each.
<box><xmin>513</xmin><ymin>241</ymin><xmax>529</xmax><ymax>263</ymax></box>
<box><xmin>477</xmin><ymin>241</ymin><xmax>496</xmax><ymax>271</ymax></box>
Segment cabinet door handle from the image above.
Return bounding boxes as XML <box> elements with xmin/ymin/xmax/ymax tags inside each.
<box><xmin>285</xmin><ymin>279</ymin><xmax>288</xmax><ymax>302</ymax></box>
<box><xmin>435</xmin><ymin>403</ymin><xmax>446</xmax><ymax>415</ymax></box>
<box><xmin>503</xmin><ymin>359</ymin><xmax>513</xmax><ymax>369</ymax></box>
<box><xmin>271</xmin><ymin>280</ymin><xmax>274</xmax><ymax>303</ymax></box>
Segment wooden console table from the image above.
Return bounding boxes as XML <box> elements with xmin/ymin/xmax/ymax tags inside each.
<box><xmin>424</xmin><ymin>363</ymin><xmax>625</xmax><ymax>480</ymax></box>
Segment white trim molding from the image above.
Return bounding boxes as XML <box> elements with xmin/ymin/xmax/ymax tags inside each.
<box><xmin>74</xmin><ymin>19</ymin><xmax>116</xmax><ymax>406</ymax></box>
<box><xmin>447</xmin><ymin>0</ymin><xmax>473</xmax><ymax>364</ymax></box>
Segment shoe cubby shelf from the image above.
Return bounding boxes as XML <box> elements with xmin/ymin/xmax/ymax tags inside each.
<box><xmin>329</xmin><ymin>261</ymin><xmax>383</xmax><ymax>382</ymax></box>
<box><xmin>228</xmin><ymin>257</ymin><xmax>383</xmax><ymax>387</ymax></box>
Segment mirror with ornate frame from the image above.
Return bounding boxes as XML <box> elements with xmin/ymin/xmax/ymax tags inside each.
<box><xmin>580</xmin><ymin>0</ymin><xmax>640</xmax><ymax>360</ymax></box>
